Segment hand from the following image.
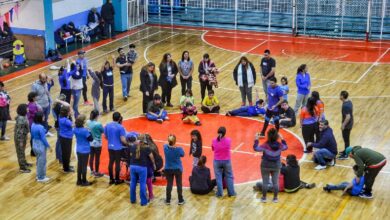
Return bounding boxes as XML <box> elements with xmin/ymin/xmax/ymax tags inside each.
<box><xmin>145</xmin><ymin>91</ymin><xmax>149</xmax><ymax>96</ymax></box>
<box><xmin>262</xmin><ymin>76</ymin><xmax>266</xmax><ymax>81</ymax></box>
<box><xmin>111</xmin><ymin>54</ymin><xmax>115</xmax><ymax>59</ymax></box>
<box><xmin>270</xmin><ymin>105</ymin><xmax>275</xmax><ymax>111</ymax></box>
<box><xmin>153</xmin><ymin>164</ymin><xmax>156</xmax><ymax>171</ymax></box>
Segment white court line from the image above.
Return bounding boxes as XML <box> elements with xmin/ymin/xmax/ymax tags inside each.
<box><xmin>143</xmin><ymin>32</ymin><xmax>181</xmax><ymax>63</ymax></box>
<box><xmin>355</xmin><ymin>48</ymin><xmax>390</xmax><ymax>83</ymax></box>
<box><xmin>233</xmin><ymin>143</ymin><xmax>244</xmax><ymax>152</ymax></box>
<box><xmin>281</xmin><ymin>49</ymin><xmax>296</xmax><ymax>58</ymax></box>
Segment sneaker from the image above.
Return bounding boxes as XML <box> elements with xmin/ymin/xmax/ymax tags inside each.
<box><xmin>178</xmin><ymin>200</ymin><xmax>185</xmax><ymax>205</ymax></box>
<box><xmin>260</xmin><ymin>197</ymin><xmax>267</xmax><ymax>203</ymax></box>
<box><xmin>359</xmin><ymin>192</ymin><xmax>373</xmax><ymax>199</ymax></box>
<box><xmin>77</xmin><ymin>181</ymin><xmax>82</xmax><ymax>186</ymax></box>
<box><xmin>84</xmin><ymin>101</ymin><xmax>93</xmax><ymax>106</ymax></box>
<box><xmin>167</xmin><ymin>103</ymin><xmax>173</xmax><ymax>107</ymax></box>
<box><xmin>110</xmin><ymin>109</ymin><xmax>115</xmax><ymax>112</ymax></box>
<box><xmin>94</xmin><ymin>172</ymin><xmax>104</xmax><ymax>178</ymax></box>
<box><xmin>0</xmin><ymin>136</ymin><xmax>10</xmax><ymax>141</ymax></box>
<box><xmin>46</xmin><ymin>132</ymin><xmax>54</xmax><ymax>137</ymax></box>
<box><xmin>19</xmin><ymin>168</ymin><xmax>31</xmax><ymax>173</ymax></box>
<box><xmin>272</xmin><ymin>198</ymin><xmax>279</xmax><ymax>203</ymax></box>
<box><xmin>115</xmin><ymin>179</ymin><xmax>124</xmax><ymax>185</ymax></box>
<box><xmin>253</xmin><ymin>185</ymin><xmax>260</xmax><ymax>191</ymax></box>
<box><xmin>225</xmin><ymin>112</ymin><xmax>231</xmax><ymax>116</ymax></box>
<box><xmin>241</xmin><ymin>102</ymin><xmax>245</xmax><ymax>106</ymax></box>
<box><xmin>63</xmin><ymin>167</ymin><xmax>75</xmax><ymax>173</ymax></box>
<box><xmin>156</xmin><ymin>119</ymin><xmax>163</xmax><ymax>124</ymax></box>
<box><xmin>37</xmin><ymin>177</ymin><xmax>50</xmax><ymax>183</ymax></box>
<box><xmin>327</xmin><ymin>159</ymin><xmax>336</xmax><ymax>166</ymax></box>
<box><xmin>314</xmin><ymin>165</ymin><xmax>327</xmax><ymax>170</ymax></box>
<box><xmin>123</xmin><ymin>96</ymin><xmax>128</xmax><ymax>101</ymax></box>
<box><xmin>323</xmin><ymin>185</ymin><xmax>331</xmax><ymax>193</ymax></box>
<box><xmin>337</xmin><ymin>154</ymin><xmax>349</xmax><ymax>160</ymax></box>
<box><xmin>81</xmin><ymin>181</ymin><xmax>93</xmax><ymax>187</ymax></box>
<box><xmin>109</xmin><ymin>179</ymin><xmax>115</xmax><ymax>185</ymax></box>
<box><xmin>307</xmin><ymin>183</ymin><xmax>316</xmax><ymax>189</ymax></box>
<box><xmin>165</xmin><ymin>200</ymin><xmax>171</xmax><ymax>205</ymax></box>
<box><xmin>25</xmin><ymin>163</ymin><xmax>33</xmax><ymax>167</ymax></box>
<box><xmin>164</xmin><ymin>116</ymin><xmax>170</xmax><ymax>121</ymax></box>
<box><xmin>195</xmin><ymin>121</ymin><xmax>201</xmax><ymax>126</ymax></box>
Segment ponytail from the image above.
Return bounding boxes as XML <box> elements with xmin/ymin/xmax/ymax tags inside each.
<box><xmin>217</xmin><ymin>127</ymin><xmax>226</xmax><ymax>142</ymax></box>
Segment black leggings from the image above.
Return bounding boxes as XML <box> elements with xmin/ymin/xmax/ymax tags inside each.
<box><xmin>142</xmin><ymin>91</ymin><xmax>154</xmax><ymax>113</ymax></box>
<box><xmin>82</xmin><ymin>77</ymin><xmax>88</xmax><ymax>102</ymax></box>
<box><xmin>302</xmin><ymin>123</ymin><xmax>316</xmax><ymax>151</ymax></box>
<box><xmin>161</xmin><ymin>84</ymin><xmax>173</xmax><ymax>104</ymax></box>
<box><xmin>89</xmin><ymin>147</ymin><xmax>102</xmax><ymax>172</ymax></box>
<box><xmin>200</xmin><ymin>79</ymin><xmax>212</xmax><ymax>101</ymax></box>
<box><xmin>60</xmin><ymin>89</ymin><xmax>72</xmax><ymax>104</ymax></box>
<box><xmin>165</xmin><ymin>169</ymin><xmax>183</xmax><ymax>202</ymax></box>
<box><xmin>342</xmin><ymin>128</ymin><xmax>351</xmax><ymax>151</ymax></box>
<box><xmin>60</xmin><ymin>137</ymin><xmax>73</xmax><ymax>171</ymax></box>
<box><xmin>261</xmin><ymin>109</ymin><xmax>280</xmax><ymax>134</ymax></box>
<box><xmin>108</xmin><ymin>149</ymin><xmax>122</xmax><ymax>181</ymax></box>
<box><xmin>77</xmin><ymin>153</ymin><xmax>89</xmax><ymax>183</ymax></box>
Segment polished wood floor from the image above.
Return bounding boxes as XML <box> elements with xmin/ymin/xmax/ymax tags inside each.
<box><xmin>0</xmin><ymin>25</ymin><xmax>389</xmax><ymax>220</ymax></box>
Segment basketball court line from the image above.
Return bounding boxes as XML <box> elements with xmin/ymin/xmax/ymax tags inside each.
<box><xmin>355</xmin><ymin>48</ymin><xmax>390</xmax><ymax>83</ymax></box>
<box><xmin>143</xmin><ymin>32</ymin><xmax>181</xmax><ymax>64</ymax></box>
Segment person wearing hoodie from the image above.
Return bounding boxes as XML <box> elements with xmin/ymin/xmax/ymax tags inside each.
<box><xmin>101</xmin><ymin>0</ymin><xmax>115</xmax><ymax>38</ymax></box>
<box><xmin>58</xmin><ymin>66</ymin><xmax>72</xmax><ymax>103</ymax></box>
<box><xmin>323</xmin><ymin>165</ymin><xmax>365</xmax><ymax>196</ymax></box>
<box><xmin>345</xmin><ymin>146</ymin><xmax>386</xmax><ymax>199</ymax></box>
<box><xmin>307</xmin><ymin>120</ymin><xmax>338</xmax><ymax>170</ymax></box>
<box><xmin>31</xmin><ymin>73</ymin><xmax>53</xmax><ymax>136</ymax></box>
<box><xmin>189</xmin><ymin>156</ymin><xmax>216</xmax><ymax>195</ymax></box>
<box><xmin>69</xmin><ymin>62</ymin><xmax>84</xmax><ymax>118</ymax></box>
<box><xmin>293</xmin><ymin>64</ymin><xmax>311</xmax><ymax>114</ymax></box>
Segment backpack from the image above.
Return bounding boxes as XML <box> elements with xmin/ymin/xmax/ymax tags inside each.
<box><xmin>46</xmin><ymin>49</ymin><xmax>62</xmax><ymax>62</ymax></box>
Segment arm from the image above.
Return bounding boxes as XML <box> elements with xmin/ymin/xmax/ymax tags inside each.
<box><xmin>353</xmin><ymin>156</ymin><xmax>365</xmax><ymax>177</ymax></box>
<box><xmin>250</xmin><ymin>63</ymin><xmax>257</xmax><ymax>84</ymax></box>
<box><xmin>148</xmin><ymin>153</ymin><xmax>156</xmax><ymax>170</ymax></box>
<box><xmin>178</xmin><ymin>61</ymin><xmax>184</xmax><ymax>77</ymax></box>
<box><xmin>265</xmin><ymin>67</ymin><xmax>275</xmax><ymax>79</ymax></box>
<box><xmin>40</xmin><ymin>127</ymin><xmax>50</xmax><ymax>148</ymax></box>
<box><xmin>198</xmin><ymin>62</ymin><xmax>205</xmax><ymax>75</ymax></box>
<box><xmin>342</xmin><ymin>182</ymin><xmax>353</xmax><ymax>196</ymax></box>
<box><xmin>233</xmin><ymin>65</ymin><xmax>238</xmax><ymax>85</ymax></box>
<box><xmin>342</xmin><ymin>114</ymin><xmax>351</xmax><ymax>130</ymax></box>
<box><xmin>179</xmin><ymin>147</ymin><xmax>185</xmax><ymax>157</ymax></box>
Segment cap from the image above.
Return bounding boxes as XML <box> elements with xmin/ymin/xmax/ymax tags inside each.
<box><xmin>345</xmin><ymin>146</ymin><xmax>353</xmax><ymax>156</ymax></box>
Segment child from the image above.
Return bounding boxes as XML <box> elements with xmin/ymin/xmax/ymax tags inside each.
<box><xmin>14</xmin><ymin>104</ymin><xmax>32</xmax><ymax>173</ymax></box>
<box><xmin>0</xmin><ymin>81</ymin><xmax>11</xmax><ymax>141</ymax></box>
<box><xmin>127</xmin><ymin>44</ymin><xmax>138</xmax><ymax>64</ymax></box>
<box><xmin>280</xmin><ymin>77</ymin><xmax>289</xmax><ymax>102</ymax></box>
<box><xmin>182</xmin><ymin>102</ymin><xmax>201</xmax><ymax>126</ymax></box>
<box><xmin>146</xmin><ymin>94</ymin><xmax>169</xmax><ymax>123</ymax></box>
<box><xmin>189</xmin><ymin>130</ymin><xmax>202</xmax><ymax>167</ymax></box>
<box><xmin>226</xmin><ymin>89</ymin><xmax>265</xmax><ymax>117</ymax></box>
<box><xmin>87</xmin><ymin>110</ymin><xmax>104</xmax><ymax>177</ymax></box>
<box><xmin>201</xmin><ymin>90</ymin><xmax>220</xmax><ymax>113</ymax></box>
<box><xmin>179</xmin><ymin>89</ymin><xmax>195</xmax><ymax>110</ymax></box>
<box><xmin>323</xmin><ymin>165</ymin><xmax>365</xmax><ymax>196</ymax></box>
<box><xmin>88</xmin><ymin>68</ymin><xmax>102</xmax><ymax>114</ymax></box>
<box><xmin>74</xmin><ymin>115</ymin><xmax>93</xmax><ymax>186</ymax></box>
<box><xmin>27</xmin><ymin>91</ymin><xmax>42</xmax><ymax>157</ymax></box>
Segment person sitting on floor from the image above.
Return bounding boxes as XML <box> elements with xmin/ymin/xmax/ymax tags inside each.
<box><xmin>189</xmin><ymin>155</ymin><xmax>216</xmax><ymax>195</ymax></box>
<box><xmin>307</xmin><ymin>120</ymin><xmax>337</xmax><ymax>171</ymax></box>
<box><xmin>146</xmin><ymin>94</ymin><xmax>169</xmax><ymax>123</ymax></box>
<box><xmin>279</xmin><ymin>100</ymin><xmax>296</xmax><ymax>128</ymax></box>
<box><xmin>323</xmin><ymin>165</ymin><xmax>365</xmax><ymax>196</ymax></box>
<box><xmin>182</xmin><ymin>102</ymin><xmax>201</xmax><ymax>126</ymax></box>
<box><xmin>226</xmin><ymin>89</ymin><xmax>265</xmax><ymax>117</ymax></box>
<box><xmin>254</xmin><ymin>154</ymin><xmax>315</xmax><ymax>193</ymax></box>
<box><xmin>179</xmin><ymin>89</ymin><xmax>195</xmax><ymax>110</ymax></box>
<box><xmin>201</xmin><ymin>90</ymin><xmax>220</xmax><ymax>113</ymax></box>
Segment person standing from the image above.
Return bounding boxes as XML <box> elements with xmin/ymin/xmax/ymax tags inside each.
<box><xmin>58</xmin><ymin>66</ymin><xmax>72</xmax><ymax>103</ymax></box>
<box><xmin>27</xmin><ymin>92</ymin><xmax>42</xmax><ymax>156</ymax></box>
<box><xmin>101</xmin><ymin>56</ymin><xmax>116</xmax><ymax>113</ymax></box>
<box><xmin>259</xmin><ymin>78</ymin><xmax>284</xmax><ymax>137</ymax></box>
<box><xmin>254</xmin><ymin>128</ymin><xmax>288</xmax><ymax>203</ymax></box>
<box><xmin>88</xmin><ymin>69</ymin><xmax>102</xmax><ymax>114</ymax></box>
<box><xmin>0</xmin><ymin>81</ymin><xmax>11</xmax><ymax>141</ymax></box>
<box><xmin>59</xmin><ymin>106</ymin><xmax>74</xmax><ymax>173</ymax></box>
<box><xmin>69</xmin><ymin>62</ymin><xmax>84</xmax><ymax>118</ymax></box>
<box><xmin>212</xmin><ymin>127</ymin><xmax>236</xmax><ymax>197</ymax></box>
<box><xmin>140</xmin><ymin>62</ymin><xmax>158</xmax><ymax>114</ymax></box>
<box><xmin>31</xmin><ymin>73</ymin><xmax>53</xmax><ymax>136</ymax></box>
<box><xmin>104</xmin><ymin>112</ymin><xmax>128</xmax><ymax>185</ymax></box>
<box><xmin>293</xmin><ymin>64</ymin><xmax>311</xmax><ymax>114</ymax></box>
<box><xmin>116</xmin><ymin>47</ymin><xmax>133</xmax><ymax>101</ymax></box>
<box><xmin>178</xmin><ymin>51</ymin><xmax>194</xmax><ymax>95</ymax></box>
<box><xmin>87</xmin><ymin>110</ymin><xmax>104</xmax><ymax>177</ymax></box>
<box><xmin>338</xmin><ymin>91</ymin><xmax>354</xmax><ymax>160</ymax></box>
<box><xmin>198</xmin><ymin>53</ymin><xmax>216</xmax><ymax>101</ymax></box>
<box><xmin>345</xmin><ymin>146</ymin><xmax>386</xmax><ymax>199</ymax></box>
<box><xmin>300</xmin><ymin>97</ymin><xmax>319</xmax><ymax>153</ymax></box>
<box><xmin>52</xmin><ymin>94</ymin><xmax>70</xmax><ymax>164</ymax></box>
<box><xmin>189</xmin><ymin>129</ymin><xmax>202</xmax><ymax>166</ymax></box>
<box><xmin>164</xmin><ymin>134</ymin><xmax>185</xmax><ymax>205</ymax></box>
<box><xmin>76</xmin><ymin>51</ymin><xmax>92</xmax><ymax>106</ymax></box>
<box><xmin>159</xmin><ymin>53</ymin><xmax>178</xmax><ymax>107</ymax></box>
<box><xmin>101</xmin><ymin>0</ymin><xmax>115</xmax><ymax>39</ymax></box>
<box><xmin>14</xmin><ymin>104</ymin><xmax>31</xmax><ymax>173</ymax></box>
<box><xmin>233</xmin><ymin>56</ymin><xmax>256</xmax><ymax>106</ymax></box>
<box><xmin>260</xmin><ymin>49</ymin><xmax>276</xmax><ymax>99</ymax></box>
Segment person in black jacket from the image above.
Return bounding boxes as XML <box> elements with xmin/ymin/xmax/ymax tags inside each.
<box><xmin>233</xmin><ymin>56</ymin><xmax>256</xmax><ymax>106</ymax></box>
<box><xmin>198</xmin><ymin>53</ymin><xmax>216</xmax><ymax>101</ymax></box>
<box><xmin>189</xmin><ymin>130</ymin><xmax>202</xmax><ymax>166</ymax></box>
<box><xmin>87</xmin><ymin>7</ymin><xmax>102</xmax><ymax>38</ymax></box>
<box><xmin>189</xmin><ymin>156</ymin><xmax>216</xmax><ymax>195</ymax></box>
<box><xmin>140</xmin><ymin>63</ymin><xmax>158</xmax><ymax>113</ymax></box>
<box><xmin>158</xmin><ymin>53</ymin><xmax>178</xmax><ymax>107</ymax></box>
<box><xmin>101</xmin><ymin>0</ymin><xmax>115</xmax><ymax>38</ymax></box>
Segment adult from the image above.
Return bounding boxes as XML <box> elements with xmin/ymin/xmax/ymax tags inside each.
<box><xmin>307</xmin><ymin>120</ymin><xmax>337</xmax><ymax>170</ymax></box>
<box><xmin>58</xmin><ymin>106</ymin><xmax>74</xmax><ymax>173</ymax></box>
<box><xmin>198</xmin><ymin>53</ymin><xmax>216</xmax><ymax>101</ymax></box>
<box><xmin>52</xmin><ymin>94</ymin><xmax>70</xmax><ymax>164</ymax></box>
<box><xmin>300</xmin><ymin>97</ymin><xmax>319</xmax><ymax>153</ymax></box>
<box><xmin>116</xmin><ymin>47</ymin><xmax>133</xmax><ymax>101</ymax></box>
<box><xmin>27</xmin><ymin>92</ymin><xmax>41</xmax><ymax>156</ymax></box>
<box><xmin>260</xmin><ymin>49</ymin><xmax>276</xmax><ymax>99</ymax></box>
<box><xmin>31</xmin><ymin>73</ymin><xmax>53</xmax><ymax>136</ymax></box>
<box><xmin>146</xmin><ymin>94</ymin><xmax>168</xmax><ymax>123</ymax></box>
<box><xmin>254</xmin><ymin>128</ymin><xmax>287</xmax><ymax>203</ymax></box>
<box><xmin>140</xmin><ymin>62</ymin><xmax>158</xmax><ymax>114</ymax></box>
<box><xmin>104</xmin><ymin>112</ymin><xmax>128</xmax><ymax>185</ymax></box>
<box><xmin>211</xmin><ymin>127</ymin><xmax>236</xmax><ymax>197</ymax></box>
<box><xmin>279</xmin><ymin>100</ymin><xmax>296</xmax><ymax>128</ymax></box>
<box><xmin>87</xmin><ymin>7</ymin><xmax>102</xmax><ymax>38</ymax></box>
<box><xmin>259</xmin><ymin>77</ymin><xmax>284</xmax><ymax>137</ymax></box>
<box><xmin>189</xmin><ymin>155</ymin><xmax>216</xmax><ymax>195</ymax></box>
<box><xmin>345</xmin><ymin>146</ymin><xmax>387</xmax><ymax>199</ymax></box>
<box><xmin>311</xmin><ymin>91</ymin><xmax>325</xmax><ymax>120</ymax></box>
<box><xmin>129</xmin><ymin>134</ymin><xmax>156</xmax><ymax>206</ymax></box>
<box><xmin>101</xmin><ymin>56</ymin><xmax>116</xmax><ymax>113</ymax></box>
<box><xmin>0</xmin><ymin>81</ymin><xmax>11</xmax><ymax>141</ymax></box>
<box><xmin>233</xmin><ymin>56</ymin><xmax>256</xmax><ymax>106</ymax></box>
<box><xmin>58</xmin><ymin>66</ymin><xmax>72</xmax><ymax>103</ymax></box>
<box><xmin>69</xmin><ymin>62</ymin><xmax>84</xmax><ymax>118</ymax></box>
<box><xmin>87</xmin><ymin>110</ymin><xmax>104</xmax><ymax>177</ymax></box>
<box><xmin>101</xmin><ymin>0</ymin><xmax>115</xmax><ymax>39</ymax></box>
<box><xmin>293</xmin><ymin>64</ymin><xmax>311</xmax><ymax>114</ymax></box>
<box><xmin>164</xmin><ymin>134</ymin><xmax>185</xmax><ymax>205</ymax></box>
<box><xmin>338</xmin><ymin>91</ymin><xmax>354</xmax><ymax>160</ymax></box>
<box><xmin>178</xmin><ymin>51</ymin><xmax>194</xmax><ymax>95</ymax></box>
<box><xmin>76</xmin><ymin>51</ymin><xmax>91</xmax><ymax>106</ymax></box>
<box><xmin>159</xmin><ymin>53</ymin><xmax>178</xmax><ymax>107</ymax></box>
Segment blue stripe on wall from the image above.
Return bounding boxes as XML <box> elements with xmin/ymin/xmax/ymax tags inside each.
<box><xmin>11</xmin><ymin>27</ymin><xmax>45</xmax><ymax>36</ymax></box>
<box><xmin>53</xmin><ymin>7</ymin><xmax>102</xmax><ymax>30</ymax></box>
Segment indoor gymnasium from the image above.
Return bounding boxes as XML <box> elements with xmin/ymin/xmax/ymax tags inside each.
<box><xmin>0</xmin><ymin>0</ymin><xmax>389</xmax><ymax>219</ymax></box>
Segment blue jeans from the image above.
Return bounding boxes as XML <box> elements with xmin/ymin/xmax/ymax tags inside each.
<box><xmin>33</xmin><ymin>139</ymin><xmax>47</xmax><ymax>180</ymax></box>
<box><xmin>327</xmin><ymin>182</ymin><xmax>349</xmax><ymax>190</ymax></box>
<box><xmin>55</xmin><ymin>128</ymin><xmax>62</xmax><ymax>163</ymax></box>
<box><xmin>120</xmin><ymin>73</ymin><xmax>133</xmax><ymax>97</ymax></box>
<box><xmin>42</xmin><ymin>106</ymin><xmax>50</xmax><ymax>131</ymax></box>
<box><xmin>230</xmin><ymin>106</ymin><xmax>251</xmax><ymax>117</ymax></box>
<box><xmin>314</xmin><ymin>148</ymin><xmax>335</xmax><ymax>166</ymax></box>
<box><xmin>130</xmin><ymin>165</ymin><xmax>148</xmax><ymax>206</ymax></box>
<box><xmin>72</xmin><ymin>89</ymin><xmax>82</xmax><ymax>118</ymax></box>
<box><xmin>213</xmin><ymin>160</ymin><xmax>236</xmax><ymax>197</ymax></box>
<box><xmin>146</xmin><ymin>111</ymin><xmax>168</xmax><ymax>121</ymax></box>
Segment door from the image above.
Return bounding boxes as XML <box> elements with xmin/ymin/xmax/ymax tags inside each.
<box><xmin>128</xmin><ymin>0</ymin><xmax>148</xmax><ymax>28</ymax></box>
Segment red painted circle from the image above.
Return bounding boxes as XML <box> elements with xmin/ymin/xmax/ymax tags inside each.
<box><xmin>99</xmin><ymin>113</ymin><xmax>304</xmax><ymax>187</ymax></box>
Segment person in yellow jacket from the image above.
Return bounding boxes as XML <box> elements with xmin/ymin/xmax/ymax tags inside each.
<box><xmin>201</xmin><ymin>90</ymin><xmax>220</xmax><ymax>113</ymax></box>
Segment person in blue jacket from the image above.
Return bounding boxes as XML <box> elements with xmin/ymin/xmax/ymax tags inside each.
<box><xmin>73</xmin><ymin>114</ymin><xmax>94</xmax><ymax>186</ymax></box>
<box><xmin>58</xmin><ymin>66</ymin><xmax>71</xmax><ymax>103</ymax></box>
<box><xmin>76</xmin><ymin>51</ymin><xmax>91</xmax><ymax>106</ymax></box>
<box><xmin>59</xmin><ymin>105</ymin><xmax>74</xmax><ymax>173</ymax></box>
<box><xmin>226</xmin><ymin>89</ymin><xmax>265</xmax><ymax>117</ymax></box>
<box><xmin>293</xmin><ymin>64</ymin><xmax>311</xmax><ymax>114</ymax></box>
<box><xmin>31</xmin><ymin>111</ymin><xmax>52</xmax><ymax>183</ymax></box>
<box><xmin>323</xmin><ymin>165</ymin><xmax>365</xmax><ymax>196</ymax></box>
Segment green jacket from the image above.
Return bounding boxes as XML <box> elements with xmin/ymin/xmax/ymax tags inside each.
<box><xmin>351</xmin><ymin>146</ymin><xmax>386</xmax><ymax>177</ymax></box>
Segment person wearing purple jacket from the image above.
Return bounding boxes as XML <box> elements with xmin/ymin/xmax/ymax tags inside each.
<box><xmin>27</xmin><ymin>91</ymin><xmax>42</xmax><ymax>157</ymax></box>
<box><xmin>254</xmin><ymin>128</ymin><xmax>288</xmax><ymax>203</ymax></box>
<box><xmin>293</xmin><ymin>64</ymin><xmax>311</xmax><ymax>114</ymax></box>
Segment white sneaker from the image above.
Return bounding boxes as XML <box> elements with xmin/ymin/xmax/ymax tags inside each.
<box><xmin>37</xmin><ymin>177</ymin><xmax>50</xmax><ymax>183</ymax></box>
<box><xmin>314</xmin><ymin>165</ymin><xmax>327</xmax><ymax>170</ymax></box>
<box><xmin>0</xmin><ymin>136</ymin><xmax>10</xmax><ymax>141</ymax></box>
<box><xmin>327</xmin><ymin>159</ymin><xmax>335</xmax><ymax>166</ymax></box>
<box><xmin>46</xmin><ymin>132</ymin><xmax>54</xmax><ymax>137</ymax></box>
<box><xmin>164</xmin><ymin>116</ymin><xmax>169</xmax><ymax>121</ymax></box>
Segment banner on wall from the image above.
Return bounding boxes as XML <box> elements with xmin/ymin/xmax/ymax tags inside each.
<box><xmin>0</xmin><ymin>3</ymin><xmax>20</xmax><ymax>31</ymax></box>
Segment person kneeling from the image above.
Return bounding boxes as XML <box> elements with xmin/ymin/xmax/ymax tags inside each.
<box><xmin>189</xmin><ymin>156</ymin><xmax>216</xmax><ymax>195</ymax></box>
<box><xmin>279</xmin><ymin>100</ymin><xmax>296</xmax><ymax>128</ymax></box>
<box><xmin>146</xmin><ymin>94</ymin><xmax>169</xmax><ymax>123</ymax></box>
<box><xmin>323</xmin><ymin>165</ymin><xmax>364</xmax><ymax>196</ymax></box>
<box><xmin>307</xmin><ymin>120</ymin><xmax>337</xmax><ymax>170</ymax></box>
<box><xmin>201</xmin><ymin>90</ymin><xmax>220</xmax><ymax>113</ymax></box>
<box><xmin>182</xmin><ymin>102</ymin><xmax>201</xmax><ymax>126</ymax></box>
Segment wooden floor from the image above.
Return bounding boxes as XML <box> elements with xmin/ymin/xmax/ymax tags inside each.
<box><xmin>0</xmin><ymin>25</ymin><xmax>389</xmax><ymax>220</ymax></box>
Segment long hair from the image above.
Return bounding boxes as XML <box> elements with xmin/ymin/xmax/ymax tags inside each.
<box><xmin>306</xmin><ymin>97</ymin><xmax>317</xmax><ymax>117</ymax></box>
<box><xmin>311</xmin><ymin>91</ymin><xmax>320</xmax><ymax>102</ymax></box>
<box><xmin>217</xmin><ymin>127</ymin><xmax>226</xmax><ymax>142</ymax></box>
<box><xmin>197</xmin><ymin>155</ymin><xmax>207</xmax><ymax>167</ymax></box>
<box><xmin>75</xmin><ymin>115</ymin><xmax>86</xmax><ymax>128</ymax></box>
<box><xmin>101</xmin><ymin>60</ymin><xmax>111</xmax><ymax>72</ymax></box>
<box><xmin>59</xmin><ymin>105</ymin><xmax>70</xmax><ymax>117</ymax></box>
<box><xmin>297</xmin><ymin>64</ymin><xmax>307</xmax><ymax>74</ymax></box>
<box><xmin>190</xmin><ymin>129</ymin><xmax>202</xmax><ymax>145</ymax></box>
<box><xmin>267</xmin><ymin>128</ymin><xmax>279</xmax><ymax>143</ymax></box>
<box><xmin>237</xmin><ymin>56</ymin><xmax>249</xmax><ymax>68</ymax></box>
<box><xmin>286</xmin><ymin>154</ymin><xmax>298</xmax><ymax>167</ymax></box>
<box><xmin>137</xmin><ymin>134</ymin><xmax>148</xmax><ymax>159</ymax></box>
<box><xmin>143</xmin><ymin>62</ymin><xmax>155</xmax><ymax>74</ymax></box>
<box><xmin>90</xmin><ymin>110</ymin><xmax>99</xmax><ymax>121</ymax></box>
<box><xmin>160</xmin><ymin>53</ymin><xmax>172</xmax><ymax>70</ymax></box>
<box><xmin>181</xmin><ymin>51</ymin><xmax>190</xmax><ymax>61</ymax></box>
